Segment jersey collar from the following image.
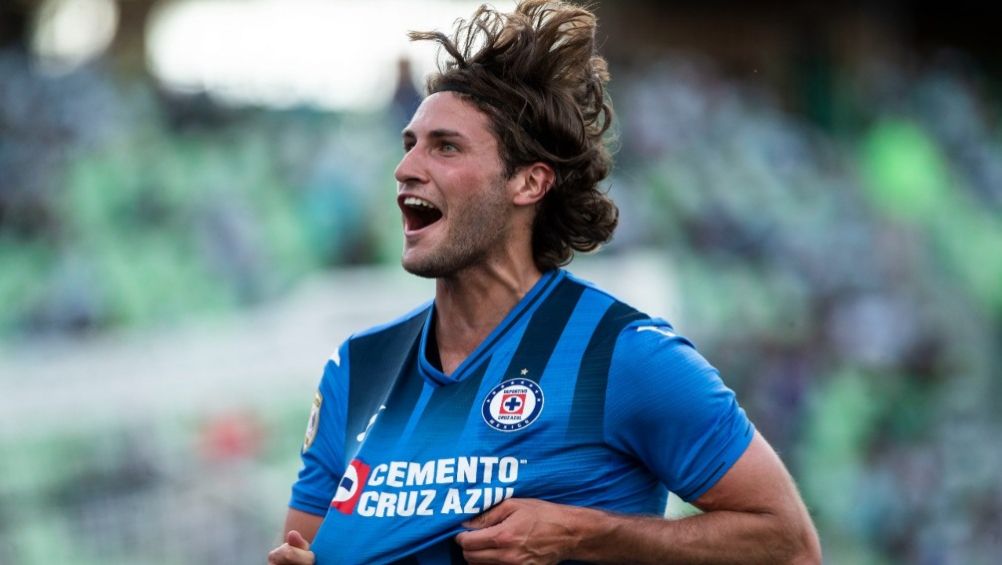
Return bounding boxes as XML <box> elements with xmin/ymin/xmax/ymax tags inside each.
<box><xmin>417</xmin><ymin>269</ymin><xmax>565</xmax><ymax>386</ymax></box>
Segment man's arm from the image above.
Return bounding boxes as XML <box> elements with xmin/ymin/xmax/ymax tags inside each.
<box><xmin>455</xmin><ymin>431</ymin><xmax>821</xmax><ymax>564</ymax></box>
<box><xmin>283</xmin><ymin>508</ymin><xmax>324</xmax><ymax>543</ymax></box>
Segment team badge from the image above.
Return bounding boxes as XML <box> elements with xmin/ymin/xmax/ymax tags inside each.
<box><xmin>331</xmin><ymin>458</ymin><xmax>371</xmax><ymax>514</ymax></box>
<box><xmin>482</xmin><ymin>378</ymin><xmax>544</xmax><ymax>432</ymax></box>
<box><xmin>302</xmin><ymin>391</ymin><xmax>322</xmax><ymax>452</ymax></box>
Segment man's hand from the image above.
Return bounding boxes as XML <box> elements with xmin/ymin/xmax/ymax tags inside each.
<box><xmin>455</xmin><ymin>498</ymin><xmax>587</xmax><ymax>565</ymax></box>
<box><xmin>455</xmin><ymin>433</ymin><xmax>820</xmax><ymax>565</ymax></box>
<box><xmin>267</xmin><ymin>530</ymin><xmax>316</xmax><ymax>565</ymax></box>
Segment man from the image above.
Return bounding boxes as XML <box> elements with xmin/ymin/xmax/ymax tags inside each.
<box><xmin>270</xmin><ymin>1</ymin><xmax>821</xmax><ymax>563</ymax></box>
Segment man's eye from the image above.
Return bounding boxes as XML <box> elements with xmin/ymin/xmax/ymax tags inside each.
<box><xmin>440</xmin><ymin>143</ymin><xmax>458</xmax><ymax>153</ymax></box>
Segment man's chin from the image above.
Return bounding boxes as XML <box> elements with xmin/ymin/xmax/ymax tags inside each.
<box><xmin>402</xmin><ymin>261</ymin><xmax>439</xmax><ymax>279</ymax></box>
<box><xmin>401</xmin><ymin>249</ymin><xmax>479</xmax><ymax>280</ymax></box>
<box><xmin>401</xmin><ymin>254</ymin><xmax>444</xmax><ymax>279</ymax></box>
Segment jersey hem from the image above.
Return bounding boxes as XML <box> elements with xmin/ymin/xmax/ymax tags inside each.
<box><xmin>290</xmin><ymin>484</ymin><xmax>333</xmax><ymax>516</ymax></box>
<box><xmin>678</xmin><ymin>421</ymin><xmax>756</xmax><ymax>502</ymax></box>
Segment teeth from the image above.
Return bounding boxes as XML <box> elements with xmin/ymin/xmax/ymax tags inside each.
<box><xmin>403</xmin><ymin>196</ymin><xmax>438</xmax><ymax>210</ymax></box>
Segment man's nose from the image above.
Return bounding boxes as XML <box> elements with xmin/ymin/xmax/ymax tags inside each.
<box><xmin>394</xmin><ymin>147</ymin><xmax>426</xmax><ymax>187</ymax></box>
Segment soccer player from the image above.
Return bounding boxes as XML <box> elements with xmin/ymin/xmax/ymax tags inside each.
<box><xmin>269</xmin><ymin>1</ymin><xmax>821</xmax><ymax>563</ymax></box>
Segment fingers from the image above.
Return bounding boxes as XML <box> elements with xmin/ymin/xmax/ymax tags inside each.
<box><xmin>458</xmin><ymin>532</ymin><xmax>526</xmax><ymax>565</ymax></box>
<box><xmin>457</xmin><ymin>502</ymin><xmax>523</xmax><ymax>553</ymax></box>
<box><xmin>457</xmin><ymin>523</ymin><xmax>511</xmax><ymax>563</ymax></box>
<box><xmin>267</xmin><ymin>544</ymin><xmax>314</xmax><ymax>565</ymax></box>
<box><xmin>286</xmin><ymin>530</ymin><xmax>311</xmax><ymax>550</ymax></box>
<box><xmin>457</xmin><ymin>499</ymin><xmax>572</xmax><ymax>565</ymax></box>
<box><xmin>463</xmin><ymin>499</ymin><xmax>518</xmax><ymax>530</ymax></box>
<box><xmin>461</xmin><ymin>548</ymin><xmax>508</xmax><ymax>565</ymax></box>
<box><xmin>268</xmin><ymin>530</ymin><xmax>314</xmax><ymax>564</ymax></box>
<box><xmin>456</xmin><ymin>524</ymin><xmax>502</xmax><ymax>552</ymax></box>
<box><xmin>456</xmin><ymin>499</ymin><xmax>516</xmax><ymax>551</ymax></box>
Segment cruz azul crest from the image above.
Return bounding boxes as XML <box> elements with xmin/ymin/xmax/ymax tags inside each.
<box><xmin>482</xmin><ymin>377</ymin><xmax>544</xmax><ymax>432</ymax></box>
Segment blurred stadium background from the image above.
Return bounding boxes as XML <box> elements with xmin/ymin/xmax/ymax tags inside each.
<box><xmin>1</xmin><ymin>0</ymin><xmax>1000</xmax><ymax>563</ymax></box>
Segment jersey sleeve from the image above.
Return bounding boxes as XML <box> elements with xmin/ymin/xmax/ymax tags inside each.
<box><xmin>605</xmin><ymin>321</ymin><xmax>754</xmax><ymax>503</ymax></box>
<box><xmin>289</xmin><ymin>340</ymin><xmax>350</xmax><ymax>516</ymax></box>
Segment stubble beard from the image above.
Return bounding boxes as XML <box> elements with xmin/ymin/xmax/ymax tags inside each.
<box><xmin>402</xmin><ymin>178</ymin><xmax>510</xmax><ymax>279</ymax></box>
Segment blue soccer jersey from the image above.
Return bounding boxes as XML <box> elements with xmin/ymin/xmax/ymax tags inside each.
<box><xmin>290</xmin><ymin>269</ymin><xmax>754</xmax><ymax>564</ymax></box>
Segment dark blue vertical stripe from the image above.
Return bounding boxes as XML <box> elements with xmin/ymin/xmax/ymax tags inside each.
<box><xmin>346</xmin><ymin>310</ymin><xmax>427</xmax><ymax>460</ymax></box>
<box><xmin>568</xmin><ymin>301</ymin><xmax>645</xmax><ymax>440</ymax></box>
<box><xmin>499</xmin><ymin>280</ymin><xmax>586</xmax><ymax>385</ymax></box>
<box><xmin>362</xmin><ymin>344</ymin><xmax>426</xmax><ymax>451</ymax></box>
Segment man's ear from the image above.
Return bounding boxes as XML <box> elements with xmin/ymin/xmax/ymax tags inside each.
<box><xmin>512</xmin><ymin>163</ymin><xmax>555</xmax><ymax>207</ymax></box>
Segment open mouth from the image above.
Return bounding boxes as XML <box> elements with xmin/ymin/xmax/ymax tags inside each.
<box><xmin>399</xmin><ymin>195</ymin><xmax>443</xmax><ymax>232</ymax></box>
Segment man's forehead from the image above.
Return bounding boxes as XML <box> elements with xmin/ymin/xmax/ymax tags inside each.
<box><xmin>403</xmin><ymin>92</ymin><xmax>492</xmax><ymax>139</ymax></box>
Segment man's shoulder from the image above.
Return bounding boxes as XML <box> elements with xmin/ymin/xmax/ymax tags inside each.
<box><xmin>562</xmin><ymin>269</ymin><xmax>692</xmax><ymax>349</ymax></box>
<box><xmin>322</xmin><ymin>300</ymin><xmax>432</xmax><ymax>374</ymax></box>
<box><xmin>562</xmin><ymin>270</ymin><xmax>659</xmax><ymax>327</ymax></box>
<box><xmin>351</xmin><ymin>300</ymin><xmax>433</xmax><ymax>341</ymax></box>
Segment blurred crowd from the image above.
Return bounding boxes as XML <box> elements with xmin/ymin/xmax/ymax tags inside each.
<box><xmin>0</xmin><ymin>47</ymin><xmax>403</xmax><ymax>337</ymax></box>
<box><xmin>2</xmin><ymin>27</ymin><xmax>1001</xmax><ymax>564</ymax></box>
<box><xmin>613</xmin><ymin>51</ymin><xmax>1002</xmax><ymax>563</ymax></box>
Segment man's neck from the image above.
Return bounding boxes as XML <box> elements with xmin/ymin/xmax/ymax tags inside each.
<box><xmin>433</xmin><ymin>260</ymin><xmax>544</xmax><ymax>376</ymax></box>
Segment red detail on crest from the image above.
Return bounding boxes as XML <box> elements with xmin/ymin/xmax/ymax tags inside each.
<box><xmin>500</xmin><ymin>393</ymin><xmax>527</xmax><ymax>415</ymax></box>
<box><xmin>331</xmin><ymin>459</ymin><xmax>371</xmax><ymax>514</ymax></box>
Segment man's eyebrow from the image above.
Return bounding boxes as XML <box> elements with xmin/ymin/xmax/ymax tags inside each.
<box><xmin>400</xmin><ymin>129</ymin><xmax>467</xmax><ymax>141</ymax></box>
<box><xmin>428</xmin><ymin>129</ymin><xmax>466</xmax><ymax>140</ymax></box>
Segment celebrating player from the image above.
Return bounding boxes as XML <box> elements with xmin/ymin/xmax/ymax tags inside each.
<box><xmin>269</xmin><ymin>1</ymin><xmax>820</xmax><ymax>563</ymax></box>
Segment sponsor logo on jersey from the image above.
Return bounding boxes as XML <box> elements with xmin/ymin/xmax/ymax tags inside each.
<box><xmin>331</xmin><ymin>458</ymin><xmax>372</xmax><ymax>514</ymax></box>
<box><xmin>302</xmin><ymin>392</ymin><xmax>322</xmax><ymax>452</ymax></box>
<box><xmin>333</xmin><ymin>456</ymin><xmax>521</xmax><ymax>518</ymax></box>
<box><xmin>482</xmin><ymin>378</ymin><xmax>544</xmax><ymax>432</ymax></box>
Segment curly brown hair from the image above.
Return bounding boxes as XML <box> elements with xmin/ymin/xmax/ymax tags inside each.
<box><xmin>409</xmin><ymin>0</ymin><xmax>617</xmax><ymax>271</ymax></box>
